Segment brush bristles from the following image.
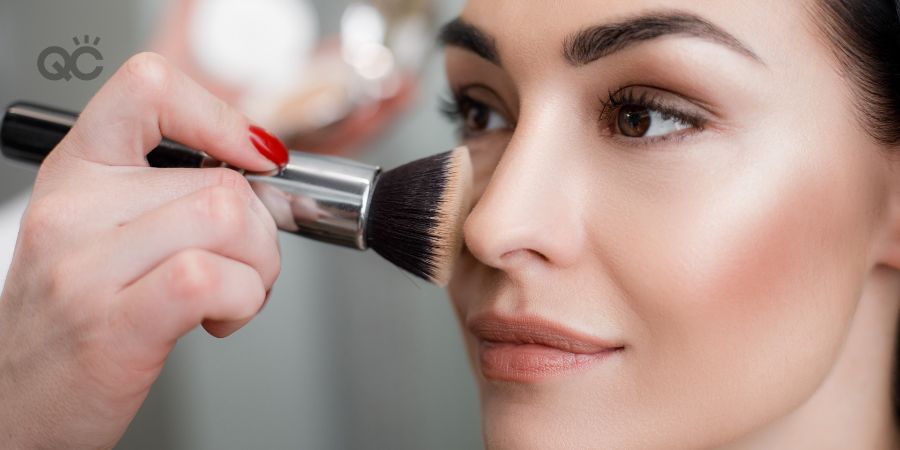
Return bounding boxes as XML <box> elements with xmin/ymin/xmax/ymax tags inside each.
<box><xmin>365</xmin><ymin>146</ymin><xmax>473</xmax><ymax>286</ymax></box>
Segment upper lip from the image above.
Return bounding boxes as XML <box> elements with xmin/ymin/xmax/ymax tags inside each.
<box><xmin>466</xmin><ymin>313</ymin><xmax>623</xmax><ymax>354</ymax></box>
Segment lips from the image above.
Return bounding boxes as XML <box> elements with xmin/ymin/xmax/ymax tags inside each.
<box><xmin>467</xmin><ymin>314</ymin><xmax>624</xmax><ymax>382</ymax></box>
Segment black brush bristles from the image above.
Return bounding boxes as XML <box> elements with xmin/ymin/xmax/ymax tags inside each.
<box><xmin>365</xmin><ymin>146</ymin><xmax>473</xmax><ymax>286</ymax></box>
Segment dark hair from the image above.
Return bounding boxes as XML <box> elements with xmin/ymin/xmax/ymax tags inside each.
<box><xmin>812</xmin><ymin>0</ymin><xmax>900</xmax><ymax>419</ymax></box>
<box><xmin>813</xmin><ymin>0</ymin><xmax>900</xmax><ymax>146</ymax></box>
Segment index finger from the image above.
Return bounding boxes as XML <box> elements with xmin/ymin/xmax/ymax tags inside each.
<box><xmin>60</xmin><ymin>52</ymin><xmax>287</xmax><ymax>172</ymax></box>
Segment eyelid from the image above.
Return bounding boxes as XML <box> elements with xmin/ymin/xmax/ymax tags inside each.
<box><xmin>599</xmin><ymin>85</ymin><xmax>712</xmax><ymax>145</ymax></box>
<box><xmin>455</xmin><ymin>84</ymin><xmax>515</xmax><ymax>124</ymax></box>
<box><xmin>601</xmin><ymin>85</ymin><xmax>710</xmax><ymax>122</ymax></box>
<box><xmin>442</xmin><ymin>84</ymin><xmax>515</xmax><ymax>139</ymax></box>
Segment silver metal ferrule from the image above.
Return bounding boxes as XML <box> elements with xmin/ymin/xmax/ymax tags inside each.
<box><xmin>203</xmin><ymin>152</ymin><xmax>381</xmax><ymax>250</ymax></box>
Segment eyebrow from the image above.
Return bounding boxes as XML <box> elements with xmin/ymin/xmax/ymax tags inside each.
<box><xmin>438</xmin><ymin>11</ymin><xmax>763</xmax><ymax>68</ymax></box>
<box><xmin>563</xmin><ymin>11</ymin><xmax>763</xmax><ymax>66</ymax></box>
<box><xmin>438</xmin><ymin>18</ymin><xmax>501</xmax><ymax>66</ymax></box>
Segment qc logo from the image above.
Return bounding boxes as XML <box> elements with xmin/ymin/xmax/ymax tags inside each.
<box><xmin>37</xmin><ymin>35</ymin><xmax>104</xmax><ymax>81</ymax></box>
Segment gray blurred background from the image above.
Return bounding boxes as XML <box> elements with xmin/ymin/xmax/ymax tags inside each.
<box><xmin>0</xmin><ymin>0</ymin><xmax>482</xmax><ymax>449</ymax></box>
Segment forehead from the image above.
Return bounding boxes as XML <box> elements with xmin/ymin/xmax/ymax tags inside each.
<box><xmin>457</xmin><ymin>0</ymin><xmax>812</xmax><ymax>72</ymax></box>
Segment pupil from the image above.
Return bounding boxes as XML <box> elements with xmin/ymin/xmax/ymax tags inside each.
<box><xmin>467</xmin><ymin>105</ymin><xmax>489</xmax><ymax>130</ymax></box>
<box><xmin>618</xmin><ymin>105</ymin><xmax>651</xmax><ymax>137</ymax></box>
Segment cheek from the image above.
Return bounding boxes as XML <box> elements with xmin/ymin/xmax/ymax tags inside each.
<box><xmin>446</xmin><ymin>133</ymin><xmax>511</xmax><ymax>372</ymax></box>
<box><xmin>612</xmin><ymin>139</ymin><xmax>879</xmax><ymax>434</ymax></box>
<box><xmin>447</xmin><ymin>248</ymin><xmax>497</xmax><ymax>367</ymax></box>
<box><xmin>465</xmin><ymin>134</ymin><xmax>511</xmax><ymax>203</ymax></box>
<box><xmin>447</xmin><ymin>250</ymin><xmax>480</xmax><ymax>322</ymax></box>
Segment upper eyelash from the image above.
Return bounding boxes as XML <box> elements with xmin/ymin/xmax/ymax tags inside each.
<box><xmin>438</xmin><ymin>92</ymin><xmax>468</xmax><ymax>137</ymax></box>
<box><xmin>439</xmin><ymin>90</ymin><xmax>514</xmax><ymax>138</ymax></box>
<box><xmin>439</xmin><ymin>92</ymin><xmax>462</xmax><ymax>121</ymax></box>
<box><xmin>599</xmin><ymin>87</ymin><xmax>706</xmax><ymax>130</ymax></box>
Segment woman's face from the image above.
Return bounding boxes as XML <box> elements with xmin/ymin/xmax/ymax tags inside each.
<box><xmin>443</xmin><ymin>0</ymin><xmax>896</xmax><ymax>448</ymax></box>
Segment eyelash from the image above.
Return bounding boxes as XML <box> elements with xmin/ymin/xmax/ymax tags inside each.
<box><xmin>599</xmin><ymin>87</ymin><xmax>707</xmax><ymax>143</ymax></box>
<box><xmin>439</xmin><ymin>91</ymin><xmax>481</xmax><ymax>138</ymax></box>
<box><xmin>439</xmin><ymin>92</ymin><xmax>464</xmax><ymax>126</ymax></box>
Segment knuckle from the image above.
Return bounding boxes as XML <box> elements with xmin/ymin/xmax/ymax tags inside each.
<box><xmin>208</xmin><ymin>167</ymin><xmax>251</xmax><ymax>193</ymax></box>
<box><xmin>20</xmin><ymin>196</ymin><xmax>67</xmax><ymax>244</ymax></box>
<box><xmin>168</xmin><ymin>250</ymin><xmax>219</xmax><ymax>299</ymax></box>
<box><xmin>197</xmin><ymin>186</ymin><xmax>249</xmax><ymax>237</ymax></box>
<box><xmin>121</xmin><ymin>52</ymin><xmax>172</xmax><ymax>99</ymax></box>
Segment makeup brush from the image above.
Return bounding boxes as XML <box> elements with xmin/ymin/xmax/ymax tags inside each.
<box><xmin>0</xmin><ymin>102</ymin><xmax>473</xmax><ymax>286</ymax></box>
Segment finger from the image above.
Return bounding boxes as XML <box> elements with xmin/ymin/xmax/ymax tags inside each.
<box><xmin>94</xmin><ymin>184</ymin><xmax>281</xmax><ymax>291</ymax></box>
<box><xmin>201</xmin><ymin>316</ymin><xmax>253</xmax><ymax>339</ymax></box>
<box><xmin>248</xmin><ymin>180</ymin><xmax>299</xmax><ymax>232</ymax></box>
<box><xmin>24</xmin><ymin>166</ymin><xmax>280</xmax><ymax>265</ymax></box>
<box><xmin>112</xmin><ymin>248</ymin><xmax>266</xmax><ymax>357</ymax></box>
<box><xmin>201</xmin><ymin>290</ymin><xmax>270</xmax><ymax>338</ymax></box>
<box><xmin>59</xmin><ymin>52</ymin><xmax>283</xmax><ymax>172</ymax></box>
<box><xmin>93</xmin><ymin>166</ymin><xmax>279</xmax><ymax>239</ymax></box>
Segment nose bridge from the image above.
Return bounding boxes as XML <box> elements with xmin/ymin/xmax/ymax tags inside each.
<box><xmin>463</xmin><ymin>103</ymin><xmax>586</xmax><ymax>271</ymax></box>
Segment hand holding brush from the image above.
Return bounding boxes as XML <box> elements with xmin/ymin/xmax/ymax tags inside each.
<box><xmin>0</xmin><ymin>53</ymin><xmax>471</xmax><ymax>448</ymax></box>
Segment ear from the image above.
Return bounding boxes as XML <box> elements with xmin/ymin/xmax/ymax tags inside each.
<box><xmin>872</xmin><ymin>154</ymin><xmax>900</xmax><ymax>271</ymax></box>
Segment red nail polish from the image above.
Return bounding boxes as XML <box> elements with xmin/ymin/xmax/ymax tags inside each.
<box><xmin>249</xmin><ymin>125</ymin><xmax>289</xmax><ymax>169</ymax></box>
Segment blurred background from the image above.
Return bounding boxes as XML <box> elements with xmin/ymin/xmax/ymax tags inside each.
<box><xmin>0</xmin><ymin>0</ymin><xmax>482</xmax><ymax>449</ymax></box>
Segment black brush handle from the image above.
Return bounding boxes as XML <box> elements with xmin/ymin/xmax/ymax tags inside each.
<box><xmin>1</xmin><ymin>101</ymin><xmax>206</xmax><ymax>168</ymax></box>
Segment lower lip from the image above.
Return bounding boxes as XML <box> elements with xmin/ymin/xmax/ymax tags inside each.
<box><xmin>477</xmin><ymin>341</ymin><xmax>621</xmax><ymax>382</ymax></box>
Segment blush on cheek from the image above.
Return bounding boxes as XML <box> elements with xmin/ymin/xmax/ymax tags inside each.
<box><xmin>618</xmin><ymin>146</ymin><xmax>876</xmax><ymax>440</ymax></box>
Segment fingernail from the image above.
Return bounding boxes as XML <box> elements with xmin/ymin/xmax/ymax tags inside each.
<box><xmin>249</xmin><ymin>125</ymin><xmax>289</xmax><ymax>169</ymax></box>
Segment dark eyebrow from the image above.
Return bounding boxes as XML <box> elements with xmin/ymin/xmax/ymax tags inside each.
<box><xmin>438</xmin><ymin>18</ymin><xmax>501</xmax><ymax>66</ymax></box>
<box><xmin>564</xmin><ymin>11</ymin><xmax>763</xmax><ymax>66</ymax></box>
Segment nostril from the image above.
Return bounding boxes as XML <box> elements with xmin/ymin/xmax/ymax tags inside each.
<box><xmin>500</xmin><ymin>248</ymin><xmax>549</xmax><ymax>265</ymax></box>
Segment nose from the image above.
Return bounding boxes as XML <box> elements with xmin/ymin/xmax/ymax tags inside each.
<box><xmin>463</xmin><ymin>116</ymin><xmax>586</xmax><ymax>275</ymax></box>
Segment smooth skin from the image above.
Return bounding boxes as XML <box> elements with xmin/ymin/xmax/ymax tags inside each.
<box><xmin>0</xmin><ymin>52</ymin><xmax>281</xmax><ymax>448</ymax></box>
<box><xmin>444</xmin><ymin>0</ymin><xmax>900</xmax><ymax>449</ymax></box>
<box><xmin>2</xmin><ymin>1</ymin><xmax>899</xmax><ymax>448</ymax></box>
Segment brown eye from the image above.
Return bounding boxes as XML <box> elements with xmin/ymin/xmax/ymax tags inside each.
<box><xmin>617</xmin><ymin>105</ymin><xmax>651</xmax><ymax>137</ymax></box>
<box><xmin>459</xmin><ymin>97</ymin><xmax>509</xmax><ymax>136</ymax></box>
<box><xmin>464</xmin><ymin>101</ymin><xmax>491</xmax><ymax>132</ymax></box>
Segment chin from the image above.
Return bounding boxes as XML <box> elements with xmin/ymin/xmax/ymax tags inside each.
<box><xmin>474</xmin><ymin>362</ymin><xmax>640</xmax><ymax>450</ymax></box>
<box><xmin>471</xmin><ymin>363</ymin><xmax>785</xmax><ymax>450</ymax></box>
